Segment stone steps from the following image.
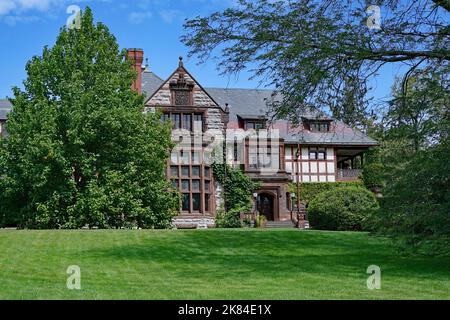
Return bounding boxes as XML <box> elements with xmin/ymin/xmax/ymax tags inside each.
<box><xmin>266</xmin><ymin>221</ymin><xmax>296</xmax><ymax>229</ymax></box>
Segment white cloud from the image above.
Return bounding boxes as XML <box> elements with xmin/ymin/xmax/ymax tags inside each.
<box><xmin>128</xmin><ymin>11</ymin><xmax>152</xmax><ymax>24</ymax></box>
<box><xmin>0</xmin><ymin>0</ymin><xmax>111</xmax><ymax>25</ymax></box>
<box><xmin>0</xmin><ymin>0</ymin><xmax>110</xmax><ymax>16</ymax></box>
<box><xmin>3</xmin><ymin>13</ymin><xmax>39</xmax><ymax>25</ymax></box>
<box><xmin>158</xmin><ymin>9</ymin><xmax>183</xmax><ymax>23</ymax></box>
<box><xmin>0</xmin><ymin>0</ymin><xmax>58</xmax><ymax>15</ymax></box>
<box><xmin>18</xmin><ymin>0</ymin><xmax>52</xmax><ymax>11</ymax></box>
<box><xmin>0</xmin><ymin>0</ymin><xmax>17</xmax><ymax>15</ymax></box>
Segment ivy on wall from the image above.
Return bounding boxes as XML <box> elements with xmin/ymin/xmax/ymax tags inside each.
<box><xmin>212</xmin><ymin>163</ymin><xmax>260</xmax><ymax>212</ymax></box>
<box><xmin>288</xmin><ymin>181</ymin><xmax>366</xmax><ymax>205</ymax></box>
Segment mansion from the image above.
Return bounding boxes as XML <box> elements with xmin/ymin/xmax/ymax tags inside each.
<box><xmin>0</xmin><ymin>49</ymin><xmax>377</xmax><ymax>228</ymax></box>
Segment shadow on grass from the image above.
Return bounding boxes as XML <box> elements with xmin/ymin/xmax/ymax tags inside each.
<box><xmin>86</xmin><ymin>230</ymin><xmax>450</xmax><ymax>281</ymax></box>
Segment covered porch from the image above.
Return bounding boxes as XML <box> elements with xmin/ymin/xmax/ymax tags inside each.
<box><xmin>336</xmin><ymin>147</ymin><xmax>369</xmax><ymax>181</ymax></box>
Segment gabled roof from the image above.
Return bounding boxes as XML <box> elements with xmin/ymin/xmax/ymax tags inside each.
<box><xmin>145</xmin><ymin>57</ymin><xmax>222</xmax><ymax>109</ymax></box>
<box><xmin>205</xmin><ymin>87</ymin><xmax>275</xmax><ymax>120</ymax></box>
<box><xmin>142</xmin><ymin>70</ymin><xmax>164</xmax><ymax>98</ymax></box>
<box><xmin>283</xmin><ymin>127</ymin><xmax>378</xmax><ymax>146</ymax></box>
<box><xmin>0</xmin><ymin>65</ymin><xmax>378</xmax><ymax>146</ymax></box>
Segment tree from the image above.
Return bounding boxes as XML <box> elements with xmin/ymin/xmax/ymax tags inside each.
<box><xmin>363</xmin><ymin>67</ymin><xmax>449</xmax><ymax>255</ymax></box>
<box><xmin>371</xmin><ymin>140</ymin><xmax>450</xmax><ymax>255</ymax></box>
<box><xmin>0</xmin><ymin>8</ymin><xmax>179</xmax><ymax>229</ymax></box>
<box><xmin>182</xmin><ymin>0</ymin><xmax>449</xmax><ymax>125</ymax></box>
<box><xmin>386</xmin><ymin>66</ymin><xmax>449</xmax><ymax>152</ymax></box>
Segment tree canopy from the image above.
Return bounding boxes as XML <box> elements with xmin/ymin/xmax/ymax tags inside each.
<box><xmin>182</xmin><ymin>0</ymin><xmax>449</xmax><ymax>125</ymax></box>
<box><xmin>0</xmin><ymin>8</ymin><xmax>179</xmax><ymax>229</ymax></box>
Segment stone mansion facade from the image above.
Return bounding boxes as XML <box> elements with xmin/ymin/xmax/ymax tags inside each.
<box><xmin>0</xmin><ymin>49</ymin><xmax>377</xmax><ymax>228</ymax></box>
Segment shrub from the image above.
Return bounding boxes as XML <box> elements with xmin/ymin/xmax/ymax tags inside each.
<box><xmin>362</xmin><ymin>162</ymin><xmax>385</xmax><ymax>189</ymax></box>
<box><xmin>308</xmin><ymin>187</ymin><xmax>379</xmax><ymax>231</ymax></box>
<box><xmin>288</xmin><ymin>181</ymin><xmax>365</xmax><ymax>204</ymax></box>
<box><xmin>215</xmin><ymin>207</ymin><xmax>243</xmax><ymax>228</ymax></box>
<box><xmin>255</xmin><ymin>215</ymin><xmax>267</xmax><ymax>228</ymax></box>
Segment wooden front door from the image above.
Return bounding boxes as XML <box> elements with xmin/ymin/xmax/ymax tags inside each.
<box><xmin>257</xmin><ymin>193</ymin><xmax>274</xmax><ymax>221</ymax></box>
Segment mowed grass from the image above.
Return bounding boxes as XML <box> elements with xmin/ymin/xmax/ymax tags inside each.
<box><xmin>0</xmin><ymin>229</ymin><xmax>448</xmax><ymax>300</ymax></box>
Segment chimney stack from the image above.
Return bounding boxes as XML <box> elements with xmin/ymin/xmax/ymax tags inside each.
<box><xmin>127</xmin><ymin>48</ymin><xmax>144</xmax><ymax>94</ymax></box>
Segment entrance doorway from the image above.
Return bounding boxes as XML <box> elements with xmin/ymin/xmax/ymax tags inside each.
<box><xmin>257</xmin><ymin>193</ymin><xmax>275</xmax><ymax>221</ymax></box>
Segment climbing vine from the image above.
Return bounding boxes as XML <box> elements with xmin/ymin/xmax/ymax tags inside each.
<box><xmin>212</xmin><ymin>163</ymin><xmax>260</xmax><ymax>212</ymax></box>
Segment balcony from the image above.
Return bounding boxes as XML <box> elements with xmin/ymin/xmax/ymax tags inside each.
<box><xmin>337</xmin><ymin>169</ymin><xmax>362</xmax><ymax>181</ymax></box>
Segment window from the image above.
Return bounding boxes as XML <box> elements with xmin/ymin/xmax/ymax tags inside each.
<box><xmin>192</xmin><ymin>180</ymin><xmax>200</xmax><ymax>192</ymax></box>
<box><xmin>192</xmin><ymin>151</ymin><xmax>200</xmax><ymax>164</ymax></box>
<box><xmin>248</xmin><ymin>143</ymin><xmax>279</xmax><ymax>170</ymax></box>
<box><xmin>182</xmin><ymin>194</ymin><xmax>190</xmax><ymax>211</ymax></box>
<box><xmin>182</xmin><ymin>114</ymin><xmax>192</xmax><ymax>131</ymax></box>
<box><xmin>204</xmin><ymin>181</ymin><xmax>210</xmax><ymax>192</ymax></box>
<box><xmin>167</xmin><ymin>156</ymin><xmax>212</xmax><ymax>214</ymax></box>
<box><xmin>181</xmin><ymin>180</ymin><xmax>190</xmax><ymax>191</ymax></box>
<box><xmin>245</xmin><ymin>121</ymin><xmax>265</xmax><ymax>131</ymax></box>
<box><xmin>170</xmin><ymin>166</ymin><xmax>178</xmax><ymax>177</ymax></box>
<box><xmin>259</xmin><ymin>146</ymin><xmax>272</xmax><ymax>168</ymax></box>
<box><xmin>181</xmin><ymin>166</ymin><xmax>190</xmax><ymax>177</ymax></box>
<box><xmin>171</xmin><ymin>113</ymin><xmax>181</xmax><ymax>129</ymax></box>
<box><xmin>310</xmin><ymin>121</ymin><xmax>330</xmax><ymax>132</ymax></box>
<box><xmin>194</xmin><ymin>114</ymin><xmax>203</xmax><ymax>132</ymax></box>
<box><xmin>248</xmin><ymin>146</ymin><xmax>258</xmax><ymax>169</ymax></box>
<box><xmin>205</xmin><ymin>194</ymin><xmax>210</xmax><ymax>212</ymax></box>
<box><xmin>170</xmin><ymin>151</ymin><xmax>178</xmax><ymax>164</ymax></box>
<box><xmin>309</xmin><ymin>148</ymin><xmax>326</xmax><ymax>160</ymax></box>
<box><xmin>161</xmin><ymin>112</ymin><xmax>203</xmax><ymax>132</ymax></box>
<box><xmin>192</xmin><ymin>194</ymin><xmax>201</xmax><ymax>211</ymax></box>
<box><xmin>161</xmin><ymin>113</ymin><xmax>170</xmax><ymax>123</ymax></box>
<box><xmin>192</xmin><ymin>166</ymin><xmax>200</xmax><ymax>177</ymax></box>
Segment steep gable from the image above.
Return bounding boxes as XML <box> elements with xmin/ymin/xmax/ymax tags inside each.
<box><xmin>145</xmin><ymin>57</ymin><xmax>221</xmax><ymax>109</ymax></box>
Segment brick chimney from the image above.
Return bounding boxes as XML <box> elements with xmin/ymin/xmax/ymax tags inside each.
<box><xmin>127</xmin><ymin>48</ymin><xmax>144</xmax><ymax>94</ymax></box>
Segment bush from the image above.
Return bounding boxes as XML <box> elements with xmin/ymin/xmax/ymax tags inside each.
<box><xmin>308</xmin><ymin>187</ymin><xmax>379</xmax><ymax>231</ymax></box>
<box><xmin>255</xmin><ymin>215</ymin><xmax>267</xmax><ymax>228</ymax></box>
<box><xmin>215</xmin><ymin>207</ymin><xmax>243</xmax><ymax>228</ymax></box>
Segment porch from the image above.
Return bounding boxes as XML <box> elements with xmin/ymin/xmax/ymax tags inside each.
<box><xmin>336</xmin><ymin>147</ymin><xmax>368</xmax><ymax>182</ymax></box>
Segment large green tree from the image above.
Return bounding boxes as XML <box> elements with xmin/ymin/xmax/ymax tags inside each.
<box><xmin>0</xmin><ymin>8</ymin><xmax>179</xmax><ymax>229</ymax></box>
<box><xmin>363</xmin><ymin>67</ymin><xmax>449</xmax><ymax>254</ymax></box>
<box><xmin>182</xmin><ymin>0</ymin><xmax>449</xmax><ymax>126</ymax></box>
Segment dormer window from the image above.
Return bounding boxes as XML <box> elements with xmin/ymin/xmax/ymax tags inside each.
<box><xmin>245</xmin><ymin>121</ymin><xmax>265</xmax><ymax>131</ymax></box>
<box><xmin>309</xmin><ymin>121</ymin><xmax>330</xmax><ymax>132</ymax></box>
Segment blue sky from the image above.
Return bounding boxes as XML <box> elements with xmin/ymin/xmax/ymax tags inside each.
<box><xmin>0</xmin><ymin>0</ymin><xmax>399</xmax><ymax>103</ymax></box>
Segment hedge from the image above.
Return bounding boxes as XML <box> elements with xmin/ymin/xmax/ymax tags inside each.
<box><xmin>308</xmin><ymin>187</ymin><xmax>379</xmax><ymax>231</ymax></box>
<box><xmin>288</xmin><ymin>181</ymin><xmax>366</xmax><ymax>204</ymax></box>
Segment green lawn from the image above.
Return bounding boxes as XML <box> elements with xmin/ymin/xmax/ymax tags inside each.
<box><xmin>0</xmin><ymin>229</ymin><xmax>448</xmax><ymax>300</ymax></box>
